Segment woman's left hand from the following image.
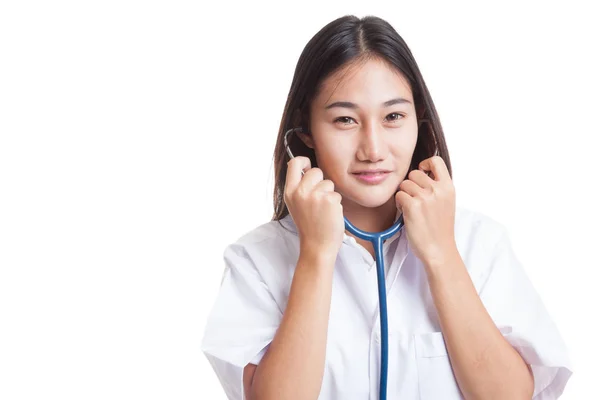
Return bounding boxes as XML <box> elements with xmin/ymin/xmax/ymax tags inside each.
<box><xmin>395</xmin><ymin>156</ymin><xmax>458</xmax><ymax>267</ymax></box>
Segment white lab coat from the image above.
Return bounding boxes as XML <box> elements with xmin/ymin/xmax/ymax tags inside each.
<box><xmin>201</xmin><ymin>206</ymin><xmax>573</xmax><ymax>399</ymax></box>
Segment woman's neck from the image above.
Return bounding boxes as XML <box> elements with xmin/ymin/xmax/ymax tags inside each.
<box><xmin>342</xmin><ymin>196</ymin><xmax>399</xmax><ymax>236</ymax></box>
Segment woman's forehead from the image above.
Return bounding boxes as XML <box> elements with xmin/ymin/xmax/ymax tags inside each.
<box><xmin>315</xmin><ymin>58</ymin><xmax>414</xmax><ymax>107</ymax></box>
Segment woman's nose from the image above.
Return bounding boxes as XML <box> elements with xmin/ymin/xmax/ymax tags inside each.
<box><xmin>356</xmin><ymin>124</ymin><xmax>387</xmax><ymax>162</ymax></box>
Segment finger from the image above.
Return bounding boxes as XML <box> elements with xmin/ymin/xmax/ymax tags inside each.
<box><xmin>326</xmin><ymin>191</ymin><xmax>343</xmax><ymax>205</ymax></box>
<box><xmin>418</xmin><ymin>156</ymin><xmax>450</xmax><ymax>182</ymax></box>
<box><xmin>399</xmin><ymin>179</ymin><xmax>422</xmax><ymax>197</ymax></box>
<box><xmin>314</xmin><ymin>179</ymin><xmax>335</xmax><ymax>193</ymax></box>
<box><xmin>395</xmin><ymin>190</ymin><xmax>412</xmax><ymax>211</ymax></box>
<box><xmin>407</xmin><ymin>169</ymin><xmax>433</xmax><ymax>189</ymax></box>
<box><xmin>285</xmin><ymin>156</ymin><xmax>311</xmax><ymax>195</ymax></box>
<box><xmin>298</xmin><ymin>167</ymin><xmax>324</xmax><ymax>193</ymax></box>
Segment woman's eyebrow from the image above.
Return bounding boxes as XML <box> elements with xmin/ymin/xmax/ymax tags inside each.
<box><xmin>324</xmin><ymin>97</ymin><xmax>412</xmax><ymax>110</ymax></box>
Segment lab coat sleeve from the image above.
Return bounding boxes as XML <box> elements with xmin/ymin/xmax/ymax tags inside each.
<box><xmin>478</xmin><ymin>226</ymin><xmax>573</xmax><ymax>399</ymax></box>
<box><xmin>201</xmin><ymin>242</ymin><xmax>283</xmax><ymax>400</ymax></box>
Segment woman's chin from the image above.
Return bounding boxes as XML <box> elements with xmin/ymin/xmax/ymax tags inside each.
<box><xmin>342</xmin><ymin>190</ymin><xmax>397</xmax><ymax>209</ymax></box>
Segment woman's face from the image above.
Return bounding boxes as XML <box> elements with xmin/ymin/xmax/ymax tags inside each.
<box><xmin>302</xmin><ymin>57</ymin><xmax>419</xmax><ymax>209</ymax></box>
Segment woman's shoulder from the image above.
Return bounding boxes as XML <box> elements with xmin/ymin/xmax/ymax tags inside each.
<box><xmin>218</xmin><ymin>216</ymin><xmax>300</xmax><ymax>293</ymax></box>
<box><xmin>453</xmin><ymin>206</ymin><xmax>518</xmax><ymax>284</ymax></box>
<box><xmin>454</xmin><ymin>205</ymin><xmax>510</xmax><ymax>249</ymax></box>
<box><xmin>228</xmin><ymin>214</ymin><xmax>297</xmax><ymax>248</ymax></box>
<box><xmin>233</xmin><ymin>215</ymin><xmax>297</xmax><ymax>245</ymax></box>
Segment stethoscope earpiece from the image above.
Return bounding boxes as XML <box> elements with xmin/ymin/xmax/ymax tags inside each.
<box><xmin>284</xmin><ymin>127</ymin><xmax>306</xmax><ymax>175</ymax></box>
<box><xmin>283</xmin><ymin>127</ymin><xmax>303</xmax><ymax>160</ymax></box>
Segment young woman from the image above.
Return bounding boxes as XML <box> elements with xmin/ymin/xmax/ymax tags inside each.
<box><xmin>201</xmin><ymin>15</ymin><xmax>572</xmax><ymax>400</ymax></box>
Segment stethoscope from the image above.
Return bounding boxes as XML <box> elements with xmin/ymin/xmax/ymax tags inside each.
<box><xmin>284</xmin><ymin>127</ymin><xmax>404</xmax><ymax>400</ymax></box>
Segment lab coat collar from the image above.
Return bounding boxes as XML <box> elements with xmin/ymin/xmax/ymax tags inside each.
<box><xmin>278</xmin><ymin>209</ymin><xmax>405</xmax><ymax>270</ymax></box>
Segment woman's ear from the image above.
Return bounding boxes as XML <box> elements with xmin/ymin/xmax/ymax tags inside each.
<box><xmin>297</xmin><ymin>130</ymin><xmax>315</xmax><ymax>149</ymax></box>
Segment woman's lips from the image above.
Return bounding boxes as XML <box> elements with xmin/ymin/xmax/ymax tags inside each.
<box><xmin>352</xmin><ymin>171</ymin><xmax>391</xmax><ymax>184</ymax></box>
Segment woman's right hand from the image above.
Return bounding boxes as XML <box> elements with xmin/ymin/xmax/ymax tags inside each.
<box><xmin>284</xmin><ymin>156</ymin><xmax>345</xmax><ymax>260</ymax></box>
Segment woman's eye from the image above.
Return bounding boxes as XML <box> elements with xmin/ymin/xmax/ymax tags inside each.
<box><xmin>386</xmin><ymin>113</ymin><xmax>405</xmax><ymax>122</ymax></box>
<box><xmin>334</xmin><ymin>114</ymin><xmax>404</xmax><ymax>125</ymax></box>
<box><xmin>334</xmin><ymin>116</ymin><xmax>356</xmax><ymax>125</ymax></box>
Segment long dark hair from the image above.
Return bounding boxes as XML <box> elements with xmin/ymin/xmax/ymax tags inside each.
<box><xmin>272</xmin><ymin>15</ymin><xmax>452</xmax><ymax>221</ymax></box>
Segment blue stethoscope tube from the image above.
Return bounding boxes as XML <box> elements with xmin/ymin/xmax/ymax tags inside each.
<box><xmin>344</xmin><ymin>215</ymin><xmax>404</xmax><ymax>400</ymax></box>
<box><xmin>284</xmin><ymin>128</ymin><xmax>405</xmax><ymax>400</ymax></box>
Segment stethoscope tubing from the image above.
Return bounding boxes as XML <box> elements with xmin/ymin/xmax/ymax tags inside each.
<box><xmin>344</xmin><ymin>215</ymin><xmax>404</xmax><ymax>400</ymax></box>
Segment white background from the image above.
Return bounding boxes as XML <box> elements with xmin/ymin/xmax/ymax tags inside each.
<box><xmin>1</xmin><ymin>0</ymin><xmax>598</xmax><ymax>398</ymax></box>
